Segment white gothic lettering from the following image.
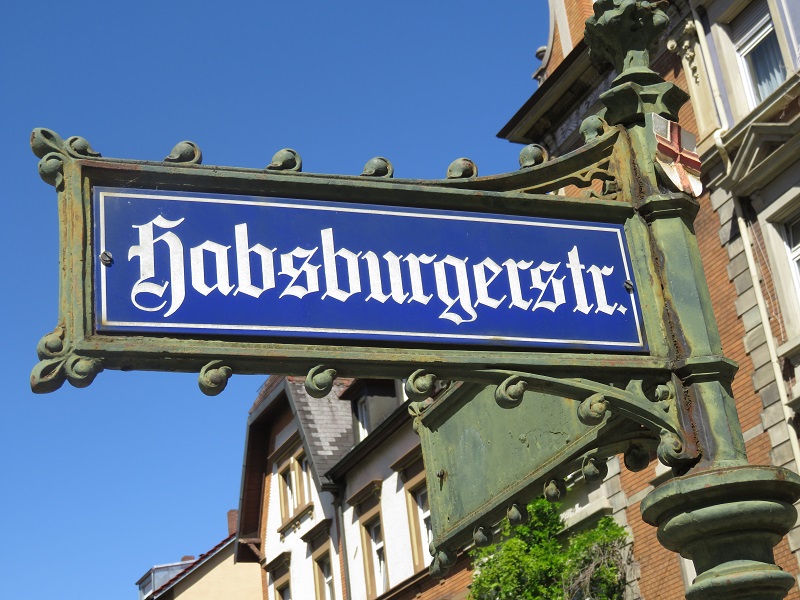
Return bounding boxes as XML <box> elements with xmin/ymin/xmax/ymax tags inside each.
<box><xmin>127</xmin><ymin>218</ymin><xmax>628</xmax><ymax>324</ymax></box>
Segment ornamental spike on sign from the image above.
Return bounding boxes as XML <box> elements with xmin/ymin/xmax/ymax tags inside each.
<box><xmin>30</xmin><ymin>3</ymin><xmax>800</xmax><ymax>598</ymax></box>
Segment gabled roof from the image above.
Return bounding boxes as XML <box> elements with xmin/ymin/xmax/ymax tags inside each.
<box><xmin>284</xmin><ymin>377</ymin><xmax>356</xmax><ymax>488</ymax></box>
<box><xmin>235</xmin><ymin>375</ymin><xmax>355</xmax><ymax>562</ymax></box>
<box><xmin>152</xmin><ymin>534</ymin><xmax>235</xmax><ymax>599</ymax></box>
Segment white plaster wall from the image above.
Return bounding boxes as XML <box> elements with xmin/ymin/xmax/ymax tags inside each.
<box><xmin>343</xmin><ymin>509</ymin><xmax>369</xmax><ymax>600</ymax></box>
<box><xmin>342</xmin><ymin>424</ymin><xmax>422</xmax><ymax>600</ymax></box>
<box><xmin>263</xmin><ymin>449</ymin><xmax>343</xmax><ymax>600</ymax></box>
<box><xmin>346</xmin><ymin>425</ymin><xmax>419</xmax><ymax>495</ymax></box>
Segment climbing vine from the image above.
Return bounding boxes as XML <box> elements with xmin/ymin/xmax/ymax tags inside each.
<box><xmin>469</xmin><ymin>498</ymin><xmax>630</xmax><ymax>600</ymax></box>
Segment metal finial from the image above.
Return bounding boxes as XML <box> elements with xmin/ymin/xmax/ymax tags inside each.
<box><xmin>361</xmin><ymin>156</ymin><xmax>394</xmax><ymax>178</ymax></box>
<box><xmin>267</xmin><ymin>148</ymin><xmax>302</xmax><ymax>172</ymax></box>
<box><xmin>446</xmin><ymin>158</ymin><xmax>477</xmax><ymax>179</ymax></box>
<box><xmin>165</xmin><ymin>141</ymin><xmax>203</xmax><ymax>165</ymax></box>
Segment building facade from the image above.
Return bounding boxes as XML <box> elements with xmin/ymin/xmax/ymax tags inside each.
<box><xmin>500</xmin><ymin>0</ymin><xmax>800</xmax><ymax>597</ymax></box>
<box><xmin>235</xmin><ymin>376</ymin><xmax>476</xmax><ymax>600</ymax></box>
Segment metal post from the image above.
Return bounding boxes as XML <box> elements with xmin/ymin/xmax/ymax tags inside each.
<box><xmin>585</xmin><ymin>1</ymin><xmax>800</xmax><ymax>597</ymax></box>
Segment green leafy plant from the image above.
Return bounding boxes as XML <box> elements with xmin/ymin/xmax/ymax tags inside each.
<box><xmin>469</xmin><ymin>499</ymin><xmax>630</xmax><ymax>600</ymax></box>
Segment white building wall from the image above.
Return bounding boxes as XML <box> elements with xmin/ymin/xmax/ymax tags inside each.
<box><xmin>263</xmin><ymin>421</ymin><xmax>344</xmax><ymax>600</ymax></box>
<box><xmin>342</xmin><ymin>424</ymin><xmax>423</xmax><ymax>600</ymax></box>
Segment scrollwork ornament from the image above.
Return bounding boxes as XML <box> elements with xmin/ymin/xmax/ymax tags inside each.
<box><xmin>66</xmin><ymin>136</ymin><xmax>101</xmax><ymax>158</ymax></box>
<box><xmin>577</xmin><ymin>392</ymin><xmax>609</xmax><ymax>425</ymax></box>
<box><xmin>408</xmin><ymin>397</ymin><xmax>435</xmax><ymax>434</ymax></box>
<box><xmin>472</xmin><ymin>525</ymin><xmax>493</xmax><ymax>547</ymax></box>
<box><xmin>304</xmin><ymin>365</ymin><xmax>337</xmax><ymax>398</ymax></box>
<box><xmin>31</xmin><ymin>128</ymin><xmax>102</xmax><ymax>162</ymax></box>
<box><xmin>624</xmin><ymin>442</ymin><xmax>650</xmax><ymax>472</ymax></box>
<box><xmin>581</xmin><ymin>455</ymin><xmax>609</xmax><ymax>482</ymax></box>
<box><xmin>507</xmin><ymin>502</ymin><xmax>529</xmax><ymax>526</ymax></box>
<box><xmin>428</xmin><ymin>545</ymin><xmax>456</xmax><ymax>578</ymax></box>
<box><xmin>405</xmin><ymin>369</ymin><xmax>437</xmax><ymax>401</ymax></box>
<box><xmin>198</xmin><ymin>360</ymin><xmax>233</xmax><ymax>396</ymax></box>
<box><xmin>38</xmin><ymin>152</ymin><xmax>65</xmax><ymax>190</ymax></box>
<box><xmin>30</xmin><ymin>128</ymin><xmax>68</xmax><ymax>158</ymax></box>
<box><xmin>36</xmin><ymin>326</ymin><xmax>66</xmax><ymax>359</ymax></box>
<box><xmin>657</xmin><ymin>429</ymin><xmax>686</xmax><ymax>468</ymax></box>
<box><xmin>429</xmin><ymin>556</ymin><xmax>447</xmax><ymax>578</ymax></box>
<box><xmin>544</xmin><ymin>478</ymin><xmax>567</xmax><ymax>502</ymax></box>
<box><xmin>437</xmin><ymin>548</ymin><xmax>456</xmax><ymax>567</ymax></box>
<box><xmin>164</xmin><ymin>141</ymin><xmax>203</xmax><ymax>165</ymax></box>
<box><xmin>31</xmin><ymin>327</ymin><xmax>103</xmax><ymax>393</ymax></box>
<box><xmin>494</xmin><ymin>376</ymin><xmax>527</xmax><ymax>409</ymax></box>
<box><xmin>64</xmin><ymin>355</ymin><xmax>103</xmax><ymax>389</ymax></box>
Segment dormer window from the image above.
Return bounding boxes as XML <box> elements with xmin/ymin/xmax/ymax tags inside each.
<box><xmin>344</xmin><ymin>380</ymin><xmax>403</xmax><ymax>443</ymax></box>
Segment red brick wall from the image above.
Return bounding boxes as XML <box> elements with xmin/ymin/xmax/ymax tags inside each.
<box><xmin>564</xmin><ymin>0</ymin><xmax>593</xmax><ymax>54</ymax></box>
<box><xmin>386</xmin><ymin>558</ymin><xmax>471</xmax><ymax>600</ymax></box>
<box><xmin>546</xmin><ymin>25</ymin><xmax>565</xmax><ymax>77</ymax></box>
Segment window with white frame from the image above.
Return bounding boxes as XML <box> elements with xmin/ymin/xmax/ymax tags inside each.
<box><xmin>367</xmin><ymin>519</ymin><xmax>388</xmax><ymax>596</ymax></box>
<box><xmin>415</xmin><ymin>487</ymin><xmax>433</xmax><ymax>561</ymax></box>
<box><xmin>782</xmin><ymin>213</ymin><xmax>800</xmax><ymax>299</ymax></box>
<box><xmin>315</xmin><ymin>554</ymin><xmax>335</xmax><ymax>600</ymax></box>
<box><xmin>394</xmin><ymin>452</ymin><xmax>432</xmax><ymax>573</ymax></box>
<box><xmin>301</xmin><ymin>456</ymin><xmax>312</xmax><ymax>505</ymax></box>
<box><xmin>274</xmin><ymin>444</ymin><xmax>314</xmax><ymax>525</ymax></box>
<box><xmin>756</xmin><ymin>190</ymin><xmax>800</xmax><ymax>365</ymax></box>
<box><xmin>730</xmin><ymin>0</ymin><xmax>786</xmax><ymax>107</ymax></box>
<box><xmin>279</xmin><ymin>466</ymin><xmax>297</xmax><ymax>519</ymax></box>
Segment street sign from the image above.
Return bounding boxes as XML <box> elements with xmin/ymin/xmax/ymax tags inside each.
<box><xmin>96</xmin><ymin>187</ymin><xmax>645</xmax><ymax>352</ymax></box>
<box><xmin>30</xmin><ymin>3</ymin><xmax>800</xmax><ymax>597</ymax></box>
<box><xmin>30</xmin><ymin>124</ymin><xmax>668</xmax><ymax>396</ymax></box>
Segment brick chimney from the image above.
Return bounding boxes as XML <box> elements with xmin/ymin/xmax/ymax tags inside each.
<box><xmin>181</xmin><ymin>555</ymin><xmax>195</xmax><ymax>562</ymax></box>
<box><xmin>227</xmin><ymin>509</ymin><xmax>238</xmax><ymax>536</ymax></box>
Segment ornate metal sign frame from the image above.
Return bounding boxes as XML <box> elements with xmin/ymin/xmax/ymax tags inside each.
<box><xmin>31</xmin><ymin>124</ymin><xmax>669</xmax><ymax>395</ymax></box>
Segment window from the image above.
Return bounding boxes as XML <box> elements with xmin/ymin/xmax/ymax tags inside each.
<box><xmin>315</xmin><ymin>554</ymin><xmax>336</xmax><ymax>600</ymax></box>
<box><xmin>356</xmin><ymin>397</ymin><xmax>369</xmax><ymax>442</ymax></box>
<box><xmin>414</xmin><ymin>487</ymin><xmax>433</xmax><ymax>555</ymax></box>
<box><xmin>392</xmin><ymin>450</ymin><xmax>432</xmax><ymax>572</ymax></box>
<box><xmin>300</xmin><ymin>456</ymin><xmax>312</xmax><ymax>505</ymax></box>
<box><xmin>271</xmin><ymin>433</ymin><xmax>314</xmax><ymax>527</ymax></box>
<box><xmin>731</xmin><ymin>0</ymin><xmax>786</xmax><ymax>107</ymax></box>
<box><xmin>279</xmin><ymin>466</ymin><xmax>297</xmax><ymax>519</ymax></box>
<box><xmin>276</xmin><ymin>584</ymin><xmax>292</xmax><ymax>600</ymax></box>
<box><xmin>344</xmin><ymin>380</ymin><xmax>403</xmax><ymax>443</ymax></box>
<box><xmin>349</xmin><ymin>480</ymin><xmax>385</xmax><ymax>599</ymax></box>
<box><xmin>783</xmin><ymin>214</ymin><xmax>800</xmax><ymax>296</ymax></box>
<box><xmin>367</xmin><ymin>519</ymin><xmax>388</xmax><ymax>596</ymax></box>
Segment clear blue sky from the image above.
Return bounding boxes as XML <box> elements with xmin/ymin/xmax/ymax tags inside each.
<box><xmin>1</xmin><ymin>2</ymin><xmax>548</xmax><ymax>598</ymax></box>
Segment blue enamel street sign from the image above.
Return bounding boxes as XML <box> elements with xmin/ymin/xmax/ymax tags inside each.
<box><xmin>94</xmin><ymin>187</ymin><xmax>645</xmax><ymax>352</ymax></box>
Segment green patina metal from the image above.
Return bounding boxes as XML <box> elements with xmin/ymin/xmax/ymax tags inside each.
<box><xmin>31</xmin><ymin>1</ymin><xmax>800</xmax><ymax>597</ymax></box>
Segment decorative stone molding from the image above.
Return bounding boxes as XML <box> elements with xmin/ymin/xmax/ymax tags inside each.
<box><xmin>667</xmin><ymin>21</ymin><xmax>700</xmax><ymax>84</ymax></box>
